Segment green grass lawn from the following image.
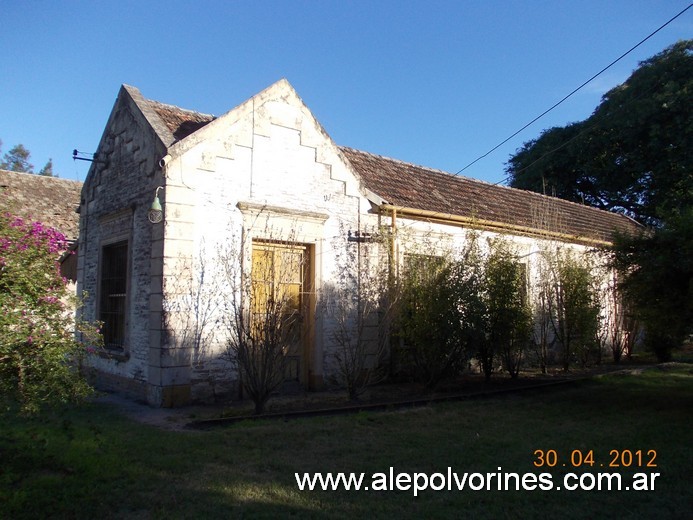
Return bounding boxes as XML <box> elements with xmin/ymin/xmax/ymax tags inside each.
<box><xmin>2</xmin><ymin>364</ymin><xmax>691</xmax><ymax>519</ymax></box>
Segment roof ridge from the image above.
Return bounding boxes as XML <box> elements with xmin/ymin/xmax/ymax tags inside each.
<box><xmin>146</xmin><ymin>98</ymin><xmax>216</xmax><ymax>120</ymax></box>
<box><xmin>339</xmin><ymin>146</ymin><xmax>490</xmax><ymax>185</ymax></box>
<box><xmin>128</xmin><ymin>87</ymin><xmax>217</xmax><ymax>145</ymax></box>
<box><xmin>0</xmin><ymin>169</ymin><xmax>83</xmax><ymax>185</ymax></box>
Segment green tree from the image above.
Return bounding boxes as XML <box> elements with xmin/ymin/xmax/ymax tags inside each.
<box><xmin>548</xmin><ymin>251</ymin><xmax>601</xmax><ymax>370</ymax></box>
<box><xmin>610</xmin><ymin>209</ymin><xmax>693</xmax><ymax>361</ymax></box>
<box><xmin>1</xmin><ymin>143</ymin><xmax>34</xmax><ymax>173</ymax></box>
<box><xmin>0</xmin><ymin>213</ymin><xmax>100</xmax><ymax>414</ymax></box>
<box><xmin>508</xmin><ymin>40</ymin><xmax>693</xmax><ymax>225</ymax></box>
<box><xmin>39</xmin><ymin>158</ymin><xmax>54</xmax><ymax>177</ymax></box>
<box><xmin>485</xmin><ymin>240</ymin><xmax>532</xmax><ymax>379</ymax></box>
<box><xmin>397</xmin><ymin>253</ymin><xmax>469</xmax><ymax>388</ymax></box>
<box><xmin>454</xmin><ymin>244</ymin><xmax>490</xmax><ymax>380</ymax></box>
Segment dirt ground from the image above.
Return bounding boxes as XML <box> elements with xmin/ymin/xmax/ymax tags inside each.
<box><xmin>93</xmin><ymin>363</ymin><xmax>645</xmax><ymax>431</ymax></box>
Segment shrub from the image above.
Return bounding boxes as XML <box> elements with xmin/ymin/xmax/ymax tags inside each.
<box><xmin>396</xmin><ymin>253</ymin><xmax>470</xmax><ymax>388</ymax></box>
<box><xmin>548</xmin><ymin>251</ymin><xmax>601</xmax><ymax>370</ymax></box>
<box><xmin>0</xmin><ymin>213</ymin><xmax>100</xmax><ymax>414</ymax></box>
<box><xmin>485</xmin><ymin>240</ymin><xmax>533</xmax><ymax>379</ymax></box>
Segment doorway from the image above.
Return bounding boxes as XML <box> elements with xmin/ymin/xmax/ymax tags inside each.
<box><xmin>251</xmin><ymin>241</ymin><xmax>312</xmax><ymax>385</ymax></box>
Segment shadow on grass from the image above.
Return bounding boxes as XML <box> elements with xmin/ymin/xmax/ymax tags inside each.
<box><xmin>1</xmin><ymin>364</ymin><xmax>691</xmax><ymax>519</ymax></box>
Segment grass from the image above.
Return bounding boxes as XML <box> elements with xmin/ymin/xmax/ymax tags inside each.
<box><xmin>1</xmin><ymin>364</ymin><xmax>692</xmax><ymax>519</ymax></box>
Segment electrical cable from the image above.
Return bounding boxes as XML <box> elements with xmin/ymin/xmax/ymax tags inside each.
<box><xmin>454</xmin><ymin>3</ymin><xmax>692</xmax><ymax>177</ymax></box>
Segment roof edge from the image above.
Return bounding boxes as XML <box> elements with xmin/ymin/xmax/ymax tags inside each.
<box><xmin>342</xmin><ymin>146</ymin><xmax>643</xmax><ymax>237</ymax></box>
<box><xmin>0</xmin><ymin>168</ymin><xmax>83</xmax><ymax>186</ymax></box>
<box><xmin>379</xmin><ymin>203</ymin><xmax>615</xmax><ymax>247</ymax></box>
<box><xmin>121</xmin><ymin>84</ymin><xmax>176</xmax><ymax>147</ymax></box>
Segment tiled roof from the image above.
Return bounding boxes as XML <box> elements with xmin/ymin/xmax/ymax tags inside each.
<box><xmin>0</xmin><ymin>170</ymin><xmax>82</xmax><ymax>240</ymax></box>
<box><xmin>128</xmin><ymin>86</ymin><xmax>641</xmax><ymax>245</ymax></box>
<box><xmin>148</xmin><ymin>100</ymin><xmax>215</xmax><ymax>142</ymax></box>
<box><xmin>341</xmin><ymin>147</ymin><xmax>641</xmax><ymax>244</ymax></box>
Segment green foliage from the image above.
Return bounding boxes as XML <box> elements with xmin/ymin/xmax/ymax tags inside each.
<box><xmin>549</xmin><ymin>251</ymin><xmax>601</xmax><ymax>370</ymax></box>
<box><xmin>484</xmin><ymin>240</ymin><xmax>533</xmax><ymax>379</ymax></box>
<box><xmin>396</xmin><ymin>237</ymin><xmax>534</xmax><ymax>384</ymax></box>
<box><xmin>508</xmin><ymin>40</ymin><xmax>692</xmax><ymax>366</ymax></box>
<box><xmin>508</xmin><ymin>39</ymin><xmax>693</xmax><ymax>225</ymax></box>
<box><xmin>0</xmin><ymin>139</ymin><xmax>54</xmax><ymax>176</ymax></box>
<box><xmin>38</xmin><ymin>158</ymin><xmax>54</xmax><ymax>177</ymax></box>
<box><xmin>0</xmin><ymin>143</ymin><xmax>34</xmax><ymax>173</ymax></box>
<box><xmin>453</xmin><ymin>243</ymin><xmax>489</xmax><ymax>379</ymax></box>
<box><xmin>397</xmin><ymin>253</ymin><xmax>469</xmax><ymax>388</ymax></box>
<box><xmin>610</xmin><ymin>209</ymin><xmax>693</xmax><ymax>361</ymax></box>
<box><xmin>0</xmin><ymin>213</ymin><xmax>100</xmax><ymax>415</ymax></box>
<box><xmin>1</xmin><ymin>366</ymin><xmax>691</xmax><ymax>518</ymax></box>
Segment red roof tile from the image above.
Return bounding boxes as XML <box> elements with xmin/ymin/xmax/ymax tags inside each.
<box><xmin>148</xmin><ymin>100</ymin><xmax>215</xmax><ymax>141</ymax></box>
<box><xmin>0</xmin><ymin>170</ymin><xmax>82</xmax><ymax>240</ymax></box>
<box><xmin>129</xmin><ymin>86</ymin><xmax>641</xmax><ymax>245</ymax></box>
<box><xmin>341</xmin><ymin>147</ymin><xmax>641</xmax><ymax>244</ymax></box>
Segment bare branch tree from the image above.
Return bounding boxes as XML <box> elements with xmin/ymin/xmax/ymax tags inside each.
<box><xmin>162</xmin><ymin>240</ymin><xmax>225</xmax><ymax>400</ymax></box>
<box><xmin>531</xmin><ymin>254</ymin><xmax>556</xmax><ymax>374</ymax></box>
<box><xmin>220</xmin><ymin>225</ymin><xmax>308</xmax><ymax>414</ymax></box>
<box><xmin>595</xmin><ymin>268</ymin><xmax>641</xmax><ymax>363</ymax></box>
<box><xmin>326</xmin><ymin>226</ymin><xmax>397</xmax><ymax>400</ymax></box>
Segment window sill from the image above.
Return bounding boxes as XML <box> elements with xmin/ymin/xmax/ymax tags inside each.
<box><xmin>95</xmin><ymin>348</ymin><xmax>130</xmax><ymax>362</ymax></box>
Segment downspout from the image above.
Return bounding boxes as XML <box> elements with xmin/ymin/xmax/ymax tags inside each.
<box><xmin>390</xmin><ymin>207</ymin><xmax>398</xmax><ymax>280</ymax></box>
<box><xmin>249</xmin><ymin>98</ymin><xmax>256</xmax><ymax>199</ymax></box>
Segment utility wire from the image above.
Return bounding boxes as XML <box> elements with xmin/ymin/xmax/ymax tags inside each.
<box><xmin>472</xmin><ymin>73</ymin><xmax>665</xmax><ymax>199</ymax></box>
<box><xmin>454</xmin><ymin>2</ymin><xmax>693</xmax><ymax>177</ymax></box>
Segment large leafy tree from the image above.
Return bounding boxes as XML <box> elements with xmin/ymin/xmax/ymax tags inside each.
<box><xmin>609</xmin><ymin>209</ymin><xmax>693</xmax><ymax>361</ymax></box>
<box><xmin>507</xmin><ymin>40</ymin><xmax>692</xmax><ymax>226</ymax></box>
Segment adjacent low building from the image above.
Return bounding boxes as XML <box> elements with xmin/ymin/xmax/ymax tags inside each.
<box><xmin>0</xmin><ymin>169</ymin><xmax>82</xmax><ymax>280</ymax></box>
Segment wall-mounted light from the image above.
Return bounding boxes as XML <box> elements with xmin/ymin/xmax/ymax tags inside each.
<box><xmin>148</xmin><ymin>186</ymin><xmax>164</xmax><ymax>223</ymax></box>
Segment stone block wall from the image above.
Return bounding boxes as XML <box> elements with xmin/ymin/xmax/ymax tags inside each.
<box><xmin>77</xmin><ymin>89</ymin><xmax>169</xmax><ymax>405</ymax></box>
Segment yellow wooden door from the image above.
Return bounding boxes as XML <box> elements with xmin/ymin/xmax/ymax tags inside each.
<box><xmin>251</xmin><ymin>242</ymin><xmax>308</xmax><ymax>383</ymax></box>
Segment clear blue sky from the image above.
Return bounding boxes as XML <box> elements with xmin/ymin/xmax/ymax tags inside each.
<box><xmin>1</xmin><ymin>1</ymin><xmax>691</xmax><ymax>184</ymax></box>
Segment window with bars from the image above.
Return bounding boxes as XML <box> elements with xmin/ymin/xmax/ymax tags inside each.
<box><xmin>99</xmin><ymin>241</ymin><xmax>129</xmax><ymax>351</ymax></box>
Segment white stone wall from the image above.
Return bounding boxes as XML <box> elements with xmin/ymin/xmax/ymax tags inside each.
<box><xmin>80</xmin><ymin>80</ymin><xmax>621</xmax><ymax>406</ymax></box>
<box><xmin>158</xmin><ymin>83</ymin><xmax>376</xmax><ymax>400</ymax></box>
<box><xmin>77</xmin><ymin>89</ymin><xmax>168</xmax><ymax>402</ymax></box>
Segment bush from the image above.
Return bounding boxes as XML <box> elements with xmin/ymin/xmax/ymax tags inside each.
<box><xmin>550</xmin><ymin>251</ymin><xmax>601</xmax><ymax>370</ymax></box>
<box><xmin>395</xmin><ymin>238</ymin><xmax>536</xmax><ymax>384</ymax></box>
<box><xmin>397</xmin><ymin>255</ymin><xmax>468</xmax><ymax>388</ymax></box>
<box><xmin>610</xmin><ymin>209</ymin><xmax>693</xmax><ymax>362</ymax></box>
<box><xmin>485</xmin><ymin>240</ymin><xmax>533</xmax><ymax>379</ymax></box>
<box><xmin>0</xmin><ymin>213</ymin><xmax>100</xmax><ymax>414</ymax></box>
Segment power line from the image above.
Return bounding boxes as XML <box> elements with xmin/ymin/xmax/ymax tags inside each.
<box><xmin>479</xmin><ymin>72</ymin><xmax>666</xmax><ymax>198</ymax></box>
<box><xmin>454</xmin><ymin>3</ymin><xmax>693</xmax><ymax>177</ymax></box>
